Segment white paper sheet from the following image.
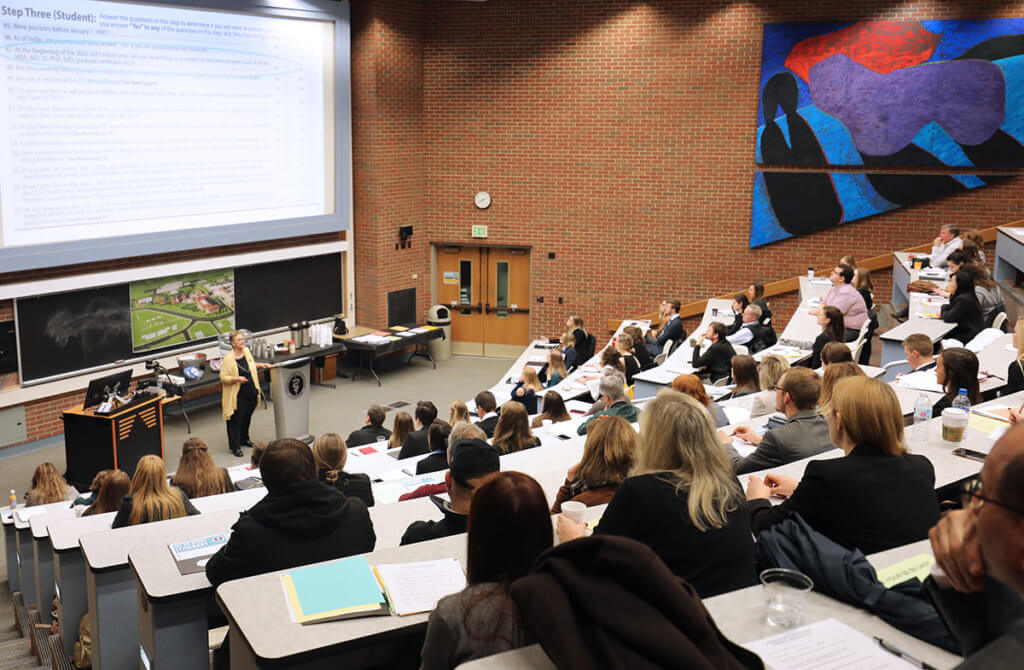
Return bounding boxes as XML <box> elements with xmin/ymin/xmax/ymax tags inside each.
<box><xmin>374</xmin><ymin>558</ymin><xmax>467</xmax><ymax>616</ymax></box>
<box><xmin>744</xmin><ymin>618</ymin><xmax>921</xmax><ymax>669</ymax></box>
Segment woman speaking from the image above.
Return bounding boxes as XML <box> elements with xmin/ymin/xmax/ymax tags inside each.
<box><xmin>220</xmin><ymin>331</ymin><xmax>270</xmax><ymax>457</ymax></box>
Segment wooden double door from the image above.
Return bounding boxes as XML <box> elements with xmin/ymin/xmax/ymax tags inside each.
<box><xmin>435</xmin><ymin>245</ymin><xmax>531</xmax><ymax>357</ymax></box>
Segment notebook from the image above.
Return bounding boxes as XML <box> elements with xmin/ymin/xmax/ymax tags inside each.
<box><xmin>281</xmin><ymin>557</ymin><xmax>389</xmax><ymax>624</ymax></box>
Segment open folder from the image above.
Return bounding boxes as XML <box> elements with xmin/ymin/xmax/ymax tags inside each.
<box><xmin>281</xmin><ymin>557</ymin><xmax>388</xmax><ymax>624</ymax></box>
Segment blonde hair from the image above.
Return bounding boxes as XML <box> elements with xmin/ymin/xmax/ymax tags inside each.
<box><xmin>492</xmin><ymin>402</ymin><xmax>536</xmax><ymax>454</ymax></box>
<box><xmin>312</xmin><ymin>433</ymin><xmax>348</xmax><ymax>484</ymax></box>
<box><xmin>577</xmin><ymin>416</ymin><xmax>636</xmax><ymax>488</ymax></box>
<box><xmin>634</xmin><ymin>390</ymin><xmax>744</xmax><ymax>532</ymax></box>
<box><xmin>389</xmin><ymin>411</ymin><xmax>414</xmax><ymax>448</ymax></box>
<box><xmin>29</xmin><ymin>463</ymin><xmax>70</xmax><ymax>505</ymax></box>
<box><xmin>757</xmin><ymin>354</ymin><xmax>790</xmax><ymax>389</ymax></box>
<box><xmin>818</xmin><ymin>361</ymin><xmax>865</xmax><ymax>416</ymax></box>
<box><xmin>1016</xmin><ymin>318</ymin><xmax>1024</xmax><ymax>362</ymax></box>
<box><xmin>128</xmin><ymin>456</ymin><xmax>186</xmax><ymax>526</ymax></box>
<box><xmin>171</xmin><ymin>437</ymin><xmax>229</xmax><ymax>499</ymax></box>
<box><xmin>449</xmin><ymin>400</ymin><xmax>471</xmax><ymax>426</ymax></box>
<box><xmin>547</xmin><ymin>350</ymin><xmax>569</xmax><ymax>379</ymax></box>
<box><xmin>830</xmin><ymin>377</ymin><xmax>907</xmax><ymax>457</ymax></box>
<box><xmin>559</xmin><ymin>332</ymin><xmax>574</xmax><ymax>348</ymax></box>
<box><xmin>521</xmin><ymin>367</ymin><xmax>544</xmax><ymax>392</ymax></box>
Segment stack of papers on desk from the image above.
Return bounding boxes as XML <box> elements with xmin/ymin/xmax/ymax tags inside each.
<box><xmin>282</xmin><ymin>557</ymin><xmax>388</xmax><ymax>624</ymax></box>
<box><xmin>351</xmin><ymin>334</ymin><xmax>390</xmax><ymax>345</ymax></box>
<box><xmin>896</xmin><ymin>370</ymin><xmax>943</xmax><ymax>394</ymax></box>
<box><xmin>745</xmin><ymin>618</ymin><xmax>925</xmax><ymax>669</ymax></box>
<box><xmin>394</xmin><ymin>331</ymin><xmax>416</xmax><ymax>338</ymax></box>
<box><xmin>373</xmin><ymin>558</ymin><xmax>466</xmax><ymax>616</ymax></box>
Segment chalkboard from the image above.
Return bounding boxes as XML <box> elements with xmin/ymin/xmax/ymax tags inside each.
<box><xmin>16</xmin><ymin>252</ymin><xmax>344</xmax><ymax>383</ymax></box>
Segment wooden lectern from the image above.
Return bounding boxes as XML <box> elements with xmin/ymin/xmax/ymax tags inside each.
<box><xmin>60</xmin><ymin>394</ymin><xmax>166</xmax><ymax>489</ymax></box>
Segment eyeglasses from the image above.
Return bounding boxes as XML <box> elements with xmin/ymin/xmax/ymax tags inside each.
<box><xmin>771</xmin><ymin>385</ymin><xmax>790</xmax><ymax>394</ymax></box>
<box><xmin>961</xmin><ymin>478</ymin><xmax>1024</xmax><ymax>516</ymax></box>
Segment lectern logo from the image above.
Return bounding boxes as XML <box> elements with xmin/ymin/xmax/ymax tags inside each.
<box><xmin>287</xmin><ymin>373</ymin><xmax>305</xmax><ymax>398</ymax></box>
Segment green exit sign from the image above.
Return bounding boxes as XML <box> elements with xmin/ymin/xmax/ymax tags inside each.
<box><xmin>471</xmin><ymin>225</ymin><xmax>488</xmax><ymax>238</ymax></box>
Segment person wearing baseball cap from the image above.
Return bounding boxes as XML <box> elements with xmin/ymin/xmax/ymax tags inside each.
<box><xmin>400</xmin><ymin>437</ymin><xmax>500</xmax><ymax>546</ymax></box>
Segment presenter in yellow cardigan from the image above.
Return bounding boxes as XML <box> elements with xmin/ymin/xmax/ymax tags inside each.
<box><xmin>220</xmin><ymin>331</ymin><xmax>270</xmax><ymax>457</ymax></box>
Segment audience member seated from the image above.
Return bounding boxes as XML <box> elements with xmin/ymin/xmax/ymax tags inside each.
<box><xmin>928</xmin><ymin>424</ymin><xmax>1024</xmax><ymax>668</ymax></box>
<box><xmin>573</xmin><ymin>327</ymin><xmax>597</xmax><ymax>365</ymax></box>
<box><xmin>206</xmin><ymin>438</ymin><xmax>375</xmax><ymax>586</ymax></box>
<box><xmin>806</xmin><ymin>306</ymin><xmax>844</xmax><ymax>369</ymax></box>
<box><xmin>730</xmin><ymin>355</ymin><xmax>760</xmax><ymax>397</ymax></box>
<box><xmin>577</xmin><ymin>374</ymin><xmax>638</xmax><ymax>434</ymax></box>
<box><xmin>250</xmin><ymin>442</ymin><xmax>266</xmax><ymax>469</ymax></box>
<box><xmin>416</xmin><ymin>421</ymin><xmax>453</xmax><ymax>475</ymax></box>
<box><xmin>820</xmin><ymin>341</ymin><xmax>853</xmax><ymax>366</ymax></box>
<box><xmin>72</xmin><ymin>469</ymin><xmax>110</xmax><ymax>508</ymax></box>
<box><xmin>748</xmin><ymin>354</ymin><xmax>790</xmax><ymax>417</ymax></box>
<box><xmin>933</xmin><ymin>347</ymin><xmax>981</xmax><ymax>415</ymax></box>
<box><xmin>817</xmin><ymin>361</ymin><xmax>866</xmax><ymax>416</ymax></box>
<box><xmin>746</xmin><ymin>377</ymin><xmax>940</xmax><ymax>554</ymax></box>
<box><xmin>691</xmin><ymin>322</ymin><xmax>736</xmax><ymax>382</ymax></box>
<box><xmin>902</xmin><ymin>333</ymin><xmax>936</xmax><ymax>373</ymax></box>
<box><xmin>448</xmin><ymin>400</ymin><xmax>471</xmax><ymax>426</ymax></box>
<box><xmin>511</xmin><ymin>367</ymin><xmax>544</xmax><ymax>414</ymax></box>
<box><xmin>543</xmin><ymin>349</ymin><xmax>569</xmax><ymax>387</ymax></box>
<box><xmin>399</xmin><ymin>423</ymin><xmax>487</xmax><ymax>502</ymax></box>
<box><xmin>552</xmin><ymin>415</ymin><xmax>636</xmax><ymax>513</ymax></box>
<box><xmin>941</xmin><ymin>271</ymin><xmax>986</xmax><ymax>345</ymax></box>
<box><xmin>623</xmin><ymin>325</ymin><xmax>655</xmax><ymax>370</ymax></box>
<box><xmin>727</xmin><ymin>293</ymin><xmax>750</xmax><ymax>335</ymax></box>
<box><xmin>598</xmin><ymin>347</ymin><xmax>628</xmax><ymax>383</ymax></box>
<box><xmin>401</xmin><ymin>437</ymin><xmax>500</xmax><ymax>546</ymax></box>
<box><xmin>671</xmin><ymin>374</ymin><xmax>729</xmax><ymax>428</ymax></box>
<box><xmin>531</xmin><ymin>391</ymin><xmax>571</xmax><ymax>428</ymax></box>
<box><xmin>171</xmin><ymin>437</ymin><xmax>235</xmax><ymax>499</ymax></box>
<box><xmin>472</xmin><ymin>391</ymin><xmax>500</xmax><ymax>438</ymax></box>
<box><xmin>841</xmin><ymin>254</ymin><xmax>875</xmax><ymax>311</ymax></box>
<box><xmin>1006</xmin><ymin>319</ymin><xmax>1024</xmax><ymax>397</ymax></box>
<box><xmin>728</xmin><ymin>367</ymin><xmax>833</xmax><ymax>474</ymax></box>
<box><xmin>82</xmin><ymin>470</ymin><xmax>130</xmax><ymax>516</ymax></box>
<box><xmin>746</xmin><ymin>283</ymin><xmax>772</xmax><ymax>324</ymax></box>
<box><xmin>112</xmin><ymin>456</ymin><xmax>199</xmax><ymax>528</ymax></box>
<box><xmin>560</xmin><ymin>390</ymin><xmax>757</xmax><ymax>598</ymax></box>
<box><xmin>725</xmin><ymin>304</ymin><xmax>768</xmax><ymax>353</ymax></box>
<box><xmin>963</xmin><ymin>227</ymin><xmax>988</xmax><ymax>264</ymax></box>
<box><xmin>645</xmin><ymin>299</ymin><xmax>685</xmax><ymax>357</ymax></box>
<box><xmin>937</xmin><ymin>250</ymin><xmax>1004</xmax><ymax>324</ymax></box>
<box><xmin>492</xmin><ymin>402</ymin><xmax>542</xmax><ymax>453</ymax></box>
<box><xmin>420</xmin><ymin>471</ymin><xmax>551</xmax><ymax>669</ymax></box>
<box><xmin>311</xmin><ymin>433</ymin><xmax>374</xmax><ymax>507</ymax></box>
<box><xmin>561</xmin><ymin>331</ymin><xmax>579</xmax><ymax>371</ymax></box>
<box><xmin>399</xmin><ymin>401</ymin><xmax>438</xmax><ymax>459</ymax></box>
<box><xmin>926</xmin><ymin>223</ymin><xmax>964</xmax><ymax>268</ymax></box>
<box><xmin>811</xmin><ymin>264</ymin><xmax>868</xmax><ymax>339</ymax></box>
<box><xmin>614</xmin><ymin>335</ymin><xmax>641</xmax><ymax>385</ymax></box>
<box><xmin>26</xmin><ymin>462</ymin><xmax>78</xmax><ymax>506</ymax></box>
<box><xmin>389</xmin><ymin>411</ymin><xmax>414</xmax><ymax>449</ymax></box>
<box><xmin>345</xmin><ymin>405</ymin><xmax>391</xmax><ymax>448</ymax></box>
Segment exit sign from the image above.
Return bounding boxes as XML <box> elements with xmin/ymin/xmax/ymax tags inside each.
<box><xmin>471</xmin><ymin>225</ymin><xmax>488</xmax><ymax>238</ymax></box>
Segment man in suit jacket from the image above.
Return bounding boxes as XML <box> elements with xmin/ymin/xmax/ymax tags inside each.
<box><xmin>727</xmin><ymin>368</ymin><xmax>833</xmax><ymax>474</ymax></box>
<box><xmin>472</xmin><ymin>391</ymin><xmax>499</xmax><ymax>438</ymax></box>
<box><xmin>399</xmin><ymin>400</ymin><xmax>438</xmax><ymax>459</ymax></box>
<box><xmin>691</xmin><ymin>322</ymin><xmax>736</xmax><ymax>382</ymax></box>
<box><xmin>345</xmin><ymin>405</ymin><xmax>391</xmax><ymax>448</ymax></box>
<box><xmin>902</xmin><ymin>333</ymin><xmax>935</xmax><ymax>372</ymax></box>
<box><xmin>646</xmin><ymin>299</ymin><xmax>685</xmax><ymax>357</ymax></box>
<box><xmin>578</xmin><ymin>375</ymin><xmax>638</xmax><ymax>434</ymax></box>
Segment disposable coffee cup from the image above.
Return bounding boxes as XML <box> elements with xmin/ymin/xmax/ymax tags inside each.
<box><xmin>807</xmin><ymin>269</ymin><xmax>814</xmax><ymax>278</ymax></box>
<box><xmin>562</xmin><ymin>501</ymin><xmax>586</xmax><ymax>524</ymax></box>
<box><xmin>941</xmin><ymin>408</ymin><xmax>968</xmax><ymax>444</ymax></box>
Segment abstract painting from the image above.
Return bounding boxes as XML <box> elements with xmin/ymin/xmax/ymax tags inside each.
<box><xmin>752</xmin><ymin>19</ymin><xmax>1022</xmax><ymax>246</ymax></box>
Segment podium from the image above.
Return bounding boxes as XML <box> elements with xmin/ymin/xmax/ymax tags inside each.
<box><xmin>269</xmin><ymin>360</ymin><xmax>313</xmax><ymax>443</ymax></box>
<box><xmin>60</xmin><ymin>394</ymin><xmax>166</xmax><ymax>489</ymax></box>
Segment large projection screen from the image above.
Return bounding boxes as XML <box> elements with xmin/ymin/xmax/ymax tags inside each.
<box><xmin>0</xmin><ymin>0</ymin><xmax>349</xmax><ymax>272</ymax></box>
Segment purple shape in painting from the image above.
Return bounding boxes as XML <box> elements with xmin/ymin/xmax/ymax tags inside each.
<box><xmin>809</xmin><ymin>54</ymin><xmax>1005</xmax><ymax>156</ymax></box>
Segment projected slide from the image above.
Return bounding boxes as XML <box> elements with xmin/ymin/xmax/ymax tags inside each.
<box><xmin>130</xmin><ymin>268</ymin><xmax>235</xmax><ymax>352</ymax></box>
<box><xmin>0</xmin><ymin>0</ymin><xmax>335</xmax><ymax>248</ymax></box>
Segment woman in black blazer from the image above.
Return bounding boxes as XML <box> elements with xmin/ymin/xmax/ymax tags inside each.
<box><xmin>941</xmin><ymin>271</ymin><xmax>985</xmax><ymax>346</ymax></box>
<box><xmin>691</xmin><ymin>322</ymin><xmax>735</xmax><ymax>382</ymax></box>
<box><xmin>932</xmin><ymin>347</ymin><xmax>981</xmax><ymax>415</ymax></box>
<box><xmin>806</xmin><ymin>306</ymin><xmax>844</xmax><ymax>369</ymax></box>
<box><xmin>745</xmin><ymin>376</ymin><xmax>940</xmax><ymax>555</ymax></box>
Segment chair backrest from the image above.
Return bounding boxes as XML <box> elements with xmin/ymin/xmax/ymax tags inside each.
<box><xmin>881</xmin><ymin>359</ymin><xmax>912</xmax><ymax>382</ymax></box>
<box><xmin>992</xmin><ymin>311</ymin><xmax>1008</xmax><ymax>331</ymax></box>
<box><xmin>666</xmin><ymin>338</ymin><xmax>684</xmax><ymax>357</ymax></box>
<box><xmin>732</xmin><ymin>343</ymin><xmax>748</xmax><ymax>356</ymax></box>
<box><xmin>711</xmin><ymin>376</ymin><xmax>731</xmax><ymax>386</ymax></box>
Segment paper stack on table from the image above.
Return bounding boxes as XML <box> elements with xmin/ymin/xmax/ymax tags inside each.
<box><xmin>745</xmin><ymin>618</ymin><xmax>924</xmax><ymax>669</ymax></box>
<box><xmin>373</xmin><ymin>558</ymin><xmax>466</xmax><ymax>616</ymax></box>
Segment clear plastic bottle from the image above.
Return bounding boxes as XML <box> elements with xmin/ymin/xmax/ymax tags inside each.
<box><xmin>913</xmin><ymin>394</ymin><xmax>933</xmax><ymax>444</ymax></box>
<box><xmin>952</xmin><ymin>388</ymin><xmax>971</xmax><ymax>414</ymax></box>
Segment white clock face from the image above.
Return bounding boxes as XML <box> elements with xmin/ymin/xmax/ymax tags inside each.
<box><xmin>474</xmin><ymin>191</ymin><xmax>491</xmax><ymax>209</ymax></box>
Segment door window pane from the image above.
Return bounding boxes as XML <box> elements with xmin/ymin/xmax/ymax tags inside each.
<box><xmin>460</xmin><ymin>260</ymin><xmax>472</xmax><ymax>305</ymax></box>
<box><xmin>495</xmin><ymin>262</ymin><xmax>509</xmax><ymax>309</ymax></box>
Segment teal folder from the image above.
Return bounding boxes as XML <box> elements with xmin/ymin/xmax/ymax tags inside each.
<box><xmin>281</xmin><ymin>556</ymin><xmax>388</xmax><ymax>624</ymax></box>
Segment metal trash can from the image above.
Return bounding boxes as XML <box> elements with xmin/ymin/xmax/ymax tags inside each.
<box><xmin>426</xmin><ymin>305</ymin><xmax>452</xmax><ymax>361</ymax></box>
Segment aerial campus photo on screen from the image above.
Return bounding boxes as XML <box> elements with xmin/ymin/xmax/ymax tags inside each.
<box><xmin>130</xmin><ymin>270</ymin><xmax>235</xmax><ymax>352</ymax></box>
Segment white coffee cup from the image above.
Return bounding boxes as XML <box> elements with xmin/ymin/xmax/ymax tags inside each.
<box><xmin>562</xmin><ymin>501</ymin><xmax>587</xmax><ymax>524</ymax></box>
<box><xmin>807</xmin><ymin>269</ymin><xmax>814</xmax><ymax>278</ymax></box>
<box><xmin>941</xmin><ymin>408</ymin><xmax>968</xmax><ymax>444</ymax></box>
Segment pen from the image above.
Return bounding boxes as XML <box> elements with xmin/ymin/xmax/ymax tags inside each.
<box><xmin>873</xmin><ymin>637</ymin><xmax>938</xmax><ymax>670</ymax></box>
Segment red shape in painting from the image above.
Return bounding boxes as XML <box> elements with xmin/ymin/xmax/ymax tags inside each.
<box><xmin>785</xmin><ymin>21</ymin><xmax>941</xmax><ymax>83</ymax></box>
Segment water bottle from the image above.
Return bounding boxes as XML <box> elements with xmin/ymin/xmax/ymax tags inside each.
<box><xmin>952</xmin><ymin>388</ymin><xmax>971</xmax><ymax>414</ymax></box>
<box><xmin>913</xmin><ymin>394</ymin><xmax>932</xmax><ymax>444</ymax></box>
